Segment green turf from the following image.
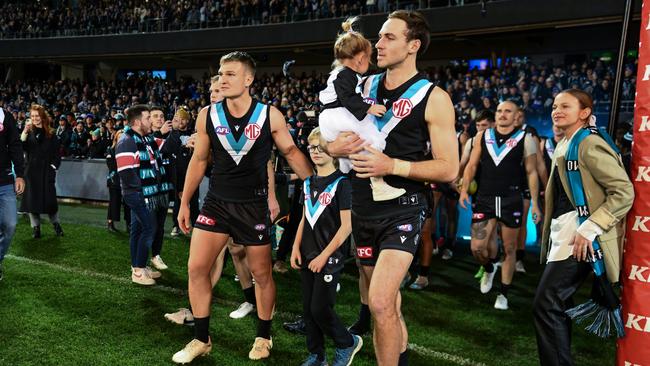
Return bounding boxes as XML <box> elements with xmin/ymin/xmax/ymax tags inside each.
<box><xmin>0</xmin><ymin>203</ymin><xmax>615</xmax><ymax>365</ymax></box>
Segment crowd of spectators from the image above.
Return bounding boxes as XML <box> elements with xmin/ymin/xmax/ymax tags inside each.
<box><xmin>0</xmin><ymin>57</ymin><xmax>637</xmax><ymax>160</ymax></box>
<box><xmin>0</xmin><ymin>0</ymin><xmax>474</xmax><ymax>39</ymax></box>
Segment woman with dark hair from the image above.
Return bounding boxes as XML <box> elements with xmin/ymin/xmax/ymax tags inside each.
<box><xmin>534</xmin><ymin>89</ymin><xmax>634</xmax><ymax>365</ymax></box>
<box><xmin>105</xmin><ymin>129</ymin><xmax>131</xmax><ymax>232</ymax></box>
<box><xmin>20</xmin><ymin>104</ymin><xmax>63</xmax><ymax>239</ymax></box>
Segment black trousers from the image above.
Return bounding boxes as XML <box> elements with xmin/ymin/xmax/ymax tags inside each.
<box><xmin>107</xmin><ymin>187</ymin><xmax>131</xmax><ymax>223</ymax></box>
<box><xmin>172</xmin><ymin>190</ymin><xmax>199</xmax><ymax>229</ymax></box>
<box><xmin>152</xmin><ymin>207</ymin><xmax>168</xmax><ymax>257</ymax></box>
<box><xmin>533</xmin><ymin>257</ymin><xmax>591</xmax><ymax>366</ymax></box>
<box><xmin>300</xmin><ymin>269</ymin><xmax>353</xmax><ymax>357</ymax></box>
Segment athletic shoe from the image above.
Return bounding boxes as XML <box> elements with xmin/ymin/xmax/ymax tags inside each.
<box><xmin>479</xmin><ymin>269</ymin><xmax>496</xmax><ymax>294</ymax></box>
<box><xmin>347</xmin><ymin>319</ymin><xmax>370</xmax><ymax>336</ymax></box>
<box><xmin>151</xmin><ymin>255</ymin><xmax>168</xmax><ymax>270</ymax></box>
<box><xmin>494</xmin><ymin>294</ymin><xmax>509</xmax><ymax>310</ymax></box>
<box><xmin>370</xmin><ymin>177</ymin><xmax>406</xmax><ymax>201</ymax></box>
<box><xmin>474</xmin><ymin>266</ymin><xmax>485</xmax><ymax>279</ymax></box>
<box><xmin>399</xmin><ymin>272</ymin><xmax>412</xmax><ymax>289</ymax></box>
<box><xmin>273</xmin><ymin>260</ymin><xmax>288</xmax><ymax>274</ymax></box>
<box><xmin>409</xmin><ymin>276</ymin><xmax>429</xmax><ymax>290</ymax></box>
<box><xmin>283</xmin><ymin>317</ymin><xmax>307</xmax><ymax>335</ymax></box>
<box><xmin>229</xmin><ymin>302</ymin><xmax>255</xmax><ymax>319</ymax></box>
<box><xmin>32</xmin><ymin>226</ymin><xmax>41</xmax><ymax>239</ymax></box>
<box><xmin>300</xmin><ymin>353</ymin><xmax>328</xmax><ymax>366</ymax></box>
<box><xmin>172</xmin><ymin>338</ymin><xmax>211</xmax><ymax>364</ymax></box>
<box><xmin>248</xmin><ymin>337</ymin><xmax>273</xmax><ymax>360</ymax></box>
<box><xmin>234</xmin><ymin>275</ymin><xmax>239</xmax><ymax>282</ymax></box>
<box><xmin>171</xmin><ymin>226</ymin><xmax>180</xmax><ymax>237</ymax></box>
<box><xmin>432</xmin><ymin>246</ymin><xmax>439</xmax><ymax>256</ymax></box>
<box><xmin>441</xmin><ymin>249</ymin><xmax>453</xmax><ymax>260</ymax></box>
<box><xmin>164</xmin><ymin>308</ymin><xmax>195</xmax><ymax>326</ymax></box>
<box><xmin>53</xmin><ymin>222</ymin><xmax>64</xmax><ymax>237</ymax></box>
<box><xmin>132</xmin><ymin>268</ymin><xmax>155</xmax><ymax>286</ymax></box>
<box><xmin>515</xmin><ymin>260</ymin><xmax>526</xmax><ymax>273</ymax></box>
<box><xmin>145</xmin><ymin>267</ymin><xmax>161</xmax><ymax>279</ymax></box>
<box><xmin>332</xmin><ymin>334</ymin><xmax>363</xmax><ymax>366</ymax></box>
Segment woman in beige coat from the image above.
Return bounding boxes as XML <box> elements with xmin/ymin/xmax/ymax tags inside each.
<box><xmin>533</xmin><ymin>89</ymin><xmax>633</xmax><ymax>366</ymax></box>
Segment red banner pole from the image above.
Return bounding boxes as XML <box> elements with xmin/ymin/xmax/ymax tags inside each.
<box><xmin>617</xmin><ymin>1</ymin><xmax>650</xmax><ymax>365</ymax></box>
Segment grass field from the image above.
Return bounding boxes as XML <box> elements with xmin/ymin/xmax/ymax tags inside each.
<box><xmin>0</xmin><ymin>202</ymin><xmax>616</xmax><ymax>365</ymax></box>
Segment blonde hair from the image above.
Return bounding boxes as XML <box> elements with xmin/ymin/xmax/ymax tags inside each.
<box><xmin>308</xmin><ymin>127</ymin><xmax>338</xmax><ymax>168</ymax></box>
<box><xmin>333</xmin><ymin>17</ymin><xmax>372</xmax><ymax>68</ymax></box>
<box><xmin>210</xmin><ymin>75</ymin><xmax>219</xmax><ymax>83</ymax></box>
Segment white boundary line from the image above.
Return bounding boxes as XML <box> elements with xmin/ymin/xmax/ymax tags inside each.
<box><xmin>6</xmin><ymin>254</ymin><xmax>487</xmax><ymax>366</ymax></box>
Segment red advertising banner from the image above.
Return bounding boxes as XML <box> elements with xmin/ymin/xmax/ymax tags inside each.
<box><xmin>617</xmin><ymin>1</ymin><xmax>650</xmax><ymax>365</ymax></box>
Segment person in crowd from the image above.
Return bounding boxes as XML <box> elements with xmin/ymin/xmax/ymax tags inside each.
<box><xmin>20</xmin><ymin>104</ymin><xmax>63</xmax><ymax>239</ymax></box>
<box><xmin>70</xmin><ymin>121</ymin><xmax>90</xmax><ymax>158</ymax></box>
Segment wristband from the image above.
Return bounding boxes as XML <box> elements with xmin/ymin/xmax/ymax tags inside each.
<box><xmin>392</xmin><ymin>159</ymin><xmax>411</xmax><ymax>177</ymax></box>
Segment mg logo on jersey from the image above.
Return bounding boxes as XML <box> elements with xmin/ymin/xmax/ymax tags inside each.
<box><xmin>363</xmin><ymin>97</ymin><xmax>376</xmax><ymax>105</ymax></box>
<box><xmin>215</xmin><ymin>126</ymin><xmax>230</xmax><ymax>135</ymax></box>
<box><xmin>318</xmin><ymin>192</ymin><xmax>333</xmax><ymax>206</ymax></box>
<box><xmin>392</xmin><ymin>98</ymin><xmax>413</xmax><ymax>119</ymax></box>
<box><xmin>473</xmin><ymin>213</ymin><xmax>485</xmax><ymax>220</ymax></box>
<box><xmin>506</xmin><ymin>138</ymin><xmax>518</xmax><ymax>148</ymax></box>
<box><xmin>196</xmin><ymin>215</ymin><xmax>216</xmax><ymax>226</ymax></box>
<box><xmin>244</xmin><ymin>124</ymin><xmax>261</xmax><ymax>140</ymax></box>
<box><xmin>356</xmin><ymin>247</ymin><xmax>373</xmax><ymax>259</ymax></box>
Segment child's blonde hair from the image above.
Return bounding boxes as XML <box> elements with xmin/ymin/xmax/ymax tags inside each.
<box><xmin>307</xmin><ymin>127</ymin><xmax>338</xmax><ymax>168</ymax></box>
<box><xmin>333</xmin><ymin>17</ymin><xmax>372</xmax><ymax>68</ymax></box>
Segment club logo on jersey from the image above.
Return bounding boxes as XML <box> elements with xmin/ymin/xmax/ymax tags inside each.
<box><xmin>215</xmin><ymin>126</ymin><xmax>230</xmax><ymax>135</ymax></box>
<box><xmin>400</xmin><ymin>235</ymin><xmax>407</xmax><ymax>243</ymax></box>
<box><xmin>363</xmin><ymin>98</ymin><xmax>376</xmax><ymax>105</ymax></box>
<box><xmin>318</xmin><ymin>192</ymin><xmax>333</xmax><ymax>206</ymax></box>
<box><xmin>255</xmin><ymin>224</ymin><xmax>266</xmax><ymax>231</ymax></box>
<box><xmin>196</xmin><ymin>215</ymin><xmax>216</xmax><ymax>226</ymax></box>
<box><xmin>506</xmin><ymin>138</ymin><xmax>518</xmax><ymax>148</ymax></box>
<box><xmin>244</xmin><ymin>124</ymin><xmax>261</xmax><ymax>140</ymax></box>
<box><xmin>357</xmin><ymin>247</ymin><xmax>373</xmax><ymax>259</ymax></box>
<box><xmin>472</xmin><ymin>213</ymin><xmax>485</xmax><ymax>220</ymax></box>
<box><xmin>392</xmin><ymin>98</ymin><xmax>413</xmax><ymax>119</ymax></box>
<box><xmin>397</xmin><ymin>224</ymin><xmax>413</xmax><ymax>232</ymax></box>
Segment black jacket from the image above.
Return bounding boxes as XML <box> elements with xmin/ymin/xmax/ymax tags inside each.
<box><xmin>20</xmin><ymin>127</ymin><xmax>61</xmax><ymax>214</ymax></box>
<box><xmin>0</xmin><ymin>108</ymin><xmax>24</xmax><ymax>187</ymax></box>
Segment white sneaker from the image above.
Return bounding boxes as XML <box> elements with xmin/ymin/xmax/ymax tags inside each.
<box><xmin>432</xmin><ymin>246</ymin><xmax>440</xmax><ymax>256</ymax></box>
<box><xmin>515</xmin><ymin>260</ymin><xmax>526</xmax><ymax>273</ymax></box>
<box><xmin>370</xmin><ymin>177</ymin><xmax>406</xmax><ymax>201</ymax></box>
<box><xmin>234</xmin><ymin>275</ymin><xmax>239</xmax><ymax>282</ymax></box>
<box><xmin>479</xmin><ymin>269</ymin><xmax>496</xmax><ymax>294</ymax></box>
<box><xmin>151</xmin><ymin>255</ymin><xmax>168</xmax><ymax>270</ymax></box>
<box><xmin>171</xmin><ymin>227</ymin><xmax>180</xmax><ymax>237</ymax></box>
<box><xmin>145</xmin><ymin>266</ymin><xmax>161</xmax><ymax>279</ymax></box>
<box><xmin>494</xmin><ymin>294</ymin><xmax>509</xmax><ymax>310</ymax></box>
<box><xmin>131</xmin><ymin>268</ymin><xmax>155</xmax><ymax>286</ymax></box>
<box><xmin>172</xmin><ymin>338</ymin><xmax>212</xmax><ymax>364</ymax></box>
<box><xmin>165</xmin><ymin>308</ymin><xmax>195</xmax><ymax>325</ymax></box>
<box><xmin>229</xmin><ymin>302</ymin><xmax>255</xmax><ymax>319</ymax></box>
<box><xmin>442</xmin><ymin>249</ymin><xmax>453</xmax><ymax>260</ymax></box>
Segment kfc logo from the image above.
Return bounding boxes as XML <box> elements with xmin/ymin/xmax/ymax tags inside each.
<box><xmin>244</xmin><ymin>124</ymin><xmax>261</xmax><ymax>140</ymax></box>
<box><xmin>215</xmin><ymin>126</ymin><xmax>231</xmax><ymax>135</ymax></box>
<box><xmin>196</xmin><ymin>215</ymin><xmax>216</xmax><ymax>226</ymax></box>
<box><xmin>356</xmin><ymin>247</ymin><xmax>373</xmax><ymax>259</ymax></box>
<box><xmin>392</xmin><ymin>98</ymin><xmax>413</xmax><ymax>119</ymax></box>
<box><xmin>318</xmin><ymin>192</ymin><xmax>333</xmax><ymax>206</ymax></box>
